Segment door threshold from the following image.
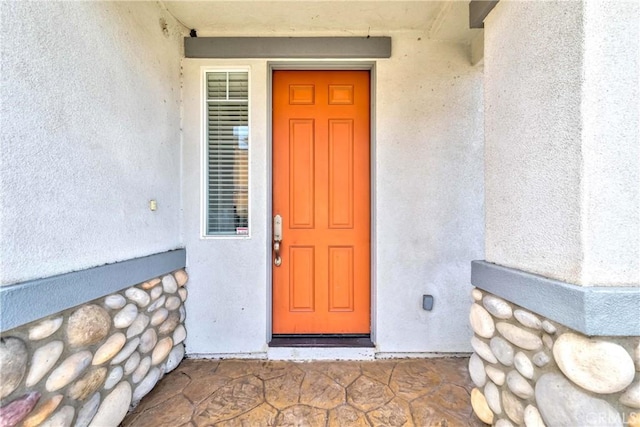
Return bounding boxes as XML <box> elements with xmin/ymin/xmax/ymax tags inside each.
<box><xmin>268</xmin><ymin>346</ymin><xmax>375</xmax><ymax>361</ymax></box>
<box><xmin>269</xmin><ymin>334</ymin><xmax>374</xmax><ymax>348</ymax></box>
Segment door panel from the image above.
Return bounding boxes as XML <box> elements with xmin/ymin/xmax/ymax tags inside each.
<box><xmin>273</xmin><ymin>70</ymin><xmax>370</xmax><ymax>334</ymax></box>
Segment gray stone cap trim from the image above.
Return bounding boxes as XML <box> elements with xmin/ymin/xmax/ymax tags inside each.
<box><xmin>185</xmin><ymin>37</ymin><xmax>392</xmax><ymax>59</ymax></box>
<box><xmin>0</xmin><ymin>249</ymin><xmax>186</xmax><ymax>332</ymax></box>
<box><xmin>471</xmin><ymin>260</ymin><xmax>640</xmax><ymax>336</ymax></box>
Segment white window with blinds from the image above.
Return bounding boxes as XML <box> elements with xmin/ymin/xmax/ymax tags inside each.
<box><xmin>203</xmin><ymin>70</ymin><xmax>249</xmax><ymax>237</ymax></box>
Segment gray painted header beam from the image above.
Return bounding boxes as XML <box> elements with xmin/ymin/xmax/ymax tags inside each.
<box><xmin>1</xmin><ymin>249</ymin><xmax>186</xmax><ymax>332</ymax></box>
<box><xmin>185</xmin><ymin>37</ymin><xmax>392</xmax><ymax>59</ymax></box>
<box><xmin>471</xmin><ymin>260</ymin><xmax>640</xmax><ymax>336</ymax></box>
<box><xmin>469</xmin><ymin>0</ymin><xmax>499</xmax><ymax>29</ymax></box>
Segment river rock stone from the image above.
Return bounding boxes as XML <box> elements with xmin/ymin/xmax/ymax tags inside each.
<box><xmin>26</xmin><ymin>341</ymin><xmax>65</xmax><ymax>387</ymax></box>
<box><xmin>472</xmin><ymin>288</ymin><xmax>483</xmax><ymax>301</ymax></box>
<box><xmin>124</xmin><ymin>352</ymin><xmax>141</xmax><ymax>376</ymax></box>
<box><xmin>502</xmin><ymin>389</ymin><xmax>524</xmax><ymax>425</ymax></box>
<box><xmin>491</xmin><ymin>336</ymin><xmax>515</xmax><ymax>366</ymax></box>
<box><xmin>126</xmin><ymin>314</ymin><xmax>150</xmax><ymax>338</ymax></box>
<box><xmin>496</xmin><ymin>322</ymin><xmax>543</xmax><ymax>351</ymax></box>
<box><xmin>179</xmin><ymin>305</ymin><xmax>186</xmax><ymax>322</ymax></box>
<box><xmin>469</xmin><ymin>353</ymin><xmax>487</xmax><ymax>387</ymax></box>
<box><xmin>533</xmin><ymin>351</ymin><xmax>550</xmax><ymax>367</ymax></box>
<box><xmin>46</xmin><ymin>351</ymin><xmax>92</xmax><ymax>392</ymax></box>
<box><xmin>173</xmin><ymin>324</ymin><xmax>187</xmax><ymax>345</ymax></box>
<box><xmin>28</xmin><ymin>317</ymin><xmax>63</xmax><ymax>340</ymax></box>
<box><xmin>507</xmin><ymin>370</ymin><xmax>534</xmax><ymax>399</ymax></box>
<box><xmin>486</xmin><ymin>365</ymin><xmax>506</xmax><ymax>386</ymax></box>
<box><xmin>470</xmin><ymin>303</ymin><xmax>495</xmax><ymax>339</ymax></box>
<box><xmin>553</xmin><ymin>333</ymin><xmax>635</xmax><ymax>394</ymax></box>
<box><xmin>178</xmin><ymin>288</ymin><xmax>188</xmax><ymax>302</ymax></box>
<box><xmin>22</xmin><ymin>394</ymin><xmax>63</xmax><ymax>427</ymax></box>
<box><xmin>92</xmin><ymin>333</ymin><xmax>126</xmax><ymax>365</ymax></box>
<box><xmin>162</xmin><ymin>275</ymin><xmax>178</xmax><ymax>293</ymax></box>
<box><xmin>88</xmin><ymin>382</ymin><xmax>132</xmax><ymax>427</ymax></box>
<box><xmin>634</xmin><ymin>341</ymin><xmax>640</xmax><ymax>371</ymax></box>
<box><xmin>629</xmin><ymin>413</ymin><xmax>640</xmax><ymax>427</ymax></box>
<box><xmin>67</xmin><ymin>367</ymin><xmax>107</xmax><ymax>400</ymax></box>
<box><xmin>495</xmin><ymin>420</ymin><xmax>514</xmax><ymax>427</ymax></box>
<box><xmin>165</xmin><ymin>296</ymin><xmax>181</xmax><ymax>310</ymax></box>
<box><xmin>620</xmin><ymin>381</ymin><xmax>640</xmax><ymax>408</ymax></box>
<box><xmin>75</xmin><ymin>393</ymin><xmax>100</xmax><ymax>427</ymax></box>
<box><xmin>125</xmin><ymin>287</ymin><xmax>150</xmax><ymax>308</ymax></box>
<box><xmin>104</xmin><ymin>294</ymin><xmax>126</xmax><ymax>310</ymax></box>
<box><xmin>484</xmin><ymin>381</ymin><xmax>502</xmax><ymax>415</ymax></box>
<box><xmin>165</xmin><ymin>344</ymin><xmax>185</xmax><ymax>373</ymax></box>
<box><xmin>141</xmin><ymin>279</ymin><xmax>159</xmax><ymax>290</ymax></box>
<box><xmin>174</xmin><ymin>270</ymin><xmax>188</xmax><ymax>287</ymax></box>
<box><xmin>152</xmin><ymin>337</ymin><xmax>173</xmax><ymax>365</ymax></box>
<box><xmin>541</xmin><ymin>320</ymin><xmax>557</xmax><ymax>335</ymax></box>
<box><xmin>132</xmin><ymin>356</ymin><xmax>151</xmax><ymax>383</ymax></box>
<box><xmin>514</xmin><ymin>352</ymin><xmax>534</xmax><ymax>379</ymax></box>
<box><xmin>150</xmin><ymin>285</ymin><xmax>163</xmax><ymax>301</ymax></box>
<box><xmin>147</xmin><ymin>296</ymin><xmax>166</xmax><ymax>313</ymax></box>
<box><xmin>139</xmin><ymin>329</ymin><xmax>158</xmax><ymax>354</ymax></box>
<box><xmin>0</xmin><ymin>392</ymin><xmax>40</xmax><ymax>427</ymax></box>
<box><xmin>158</xmin><ymin>312</ymin><xmax>180</xmax><ymax>335</ymax></box>
<box><xmin>514</xmin><ymin>310</ymin><xmax>542</xmax><ymax>330</ymax></box>
<box><xmin>471</xmin><ymin>388</ymin><xmax>494</xmax><ymax>424</ymax></box>
<box><xmin>472</xmin><ymin>336</ymin><xmax>498</xmax><ymax>364</ymax></box>
<box><xmin>483</xmin><ymin>295</ymin><xmax>513</xmax><ymax>319</ymax></box>
<box><xmin>536</xmin><ymin>373</ymin><xmax>622</xmax><ymax>426</ymax></box>
<box><xmin>0</xmin><ymin>337</ymin><xmax>28</xmax><ymax>399</ymax></box>
<box><xmin>66</xmin><ymin>305</ymin><xmax>110</xmax><ymax>347</ymax></box>
<box><xmin>110</xmin><ymin>337</ymin><xmax>140</xmax><ymax>365</ymax></box>
<box><xmin>151</xmin><ymin>308</ymin><xmax>169</xmax><ymax>326</ymax></box>
<box><xmin>132</xmin><ymin>368</ymin><xmax>161</xmax><ymax>404</ymax></box>
<box><xmin>104</xmin><ymin>366</ymin><xmax>123</xmax><ymax>390</ymax></box>
<box><xmin>113</xmin><ymin>304</ymin><xmax>138</xmax><ymax>329</ymax></box>
<box><xmin>40</xmin><ymin>405</ymin><xmax>74</xmax><ymax>427</ymax></box>
<box><xmin>523</xmin><ymin>405</ymin><xmax>545</xmax><ymax>427</ymax></box>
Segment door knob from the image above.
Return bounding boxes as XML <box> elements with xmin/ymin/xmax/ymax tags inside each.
<box><xmin>273</xmin><ymin>214</ymin><xmax>282</xmax><ymax>266</ymax></box>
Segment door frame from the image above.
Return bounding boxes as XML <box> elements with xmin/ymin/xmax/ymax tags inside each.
<box><xmin>266</xmin><ymin>62</ymin><xmax>377</xmax><ymax>344</ymax></box>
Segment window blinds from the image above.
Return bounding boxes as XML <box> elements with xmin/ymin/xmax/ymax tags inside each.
<box><xmin>205</xmin><ymin>72</ymin><xmax>249</xmax><ymax>235</ymax></box>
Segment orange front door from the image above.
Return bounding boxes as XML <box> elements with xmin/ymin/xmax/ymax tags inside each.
<box><xmin>272</xmin><ymin>70</ymin><xmax>370</xmax><ymax>334</ymax></box>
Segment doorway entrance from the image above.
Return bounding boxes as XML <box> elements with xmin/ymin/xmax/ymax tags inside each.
<box><xmin>272</xmin><ymin>70</ymin><xmax>371</xmax><ymax>335</ymax></box>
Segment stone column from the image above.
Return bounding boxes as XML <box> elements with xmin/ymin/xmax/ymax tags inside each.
<box><xmin>470</xmin><ymin>1</ymin><xmax>640</xmax><ymax>426</ymax></box>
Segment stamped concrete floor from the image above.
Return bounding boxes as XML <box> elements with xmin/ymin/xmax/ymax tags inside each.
<box><xmin>122</xmin><ymin>357</ymin><xmax>487</xmax><ymax>427</ymax></box>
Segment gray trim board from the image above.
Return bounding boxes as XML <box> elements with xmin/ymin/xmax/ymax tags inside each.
<box><xmin>1</xmin><ymin>249</ymin><xmax>186</xmax><ymax>332</ymax></box>
<box><xmin>471</xmin><ymin>260</ymin><xmax>640</xmax><ymax>336</ymax></box>
<box><xmin>185</xmin><ymin>37</ymin><xmax>391</xmax><ymax>59</ymax></box>
<box><xmin>469</xmin><ymin>0</ymin><xmax>499</xmax><ymax>29</ymax></box>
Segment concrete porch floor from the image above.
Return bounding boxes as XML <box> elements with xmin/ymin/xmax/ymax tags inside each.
<box><xmin>122</xmin><ymin>357</ymin><xmax>487</xmax><ymax>426</ymax></box>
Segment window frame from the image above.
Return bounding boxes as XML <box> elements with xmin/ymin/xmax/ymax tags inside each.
<box><xmin>200</xmin><ymin>66</ymin><xmax>252</xmax><ymax>239</ymax></box>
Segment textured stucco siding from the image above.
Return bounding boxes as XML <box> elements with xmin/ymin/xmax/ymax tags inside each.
<box><xmin>581</xmin><ymin>1</ymin><xmax>640</xmax><ymax>286</ymax></box>
<box><xmin>181</xmin><ymin>32</ymin><xmax>484</xmax><ymax>356</ymax></box>
<box><xmin>0</xmin><ymin>2</ymin><xmax>185</xmax><ymax>285</ymax></box>
<box><xmin>484</xmin><ymin>1</ymin><xmax>639</xmax><ymax>286</ymax></box>
<box><xmin>483</xmin><ymin>1</ymin><xmax>585</xmax><ymax>284</ymax></box>
<box><xmin>375</xmin><ymin>37</ymin><xmax>484</xmax><ymax>353</ymax></box>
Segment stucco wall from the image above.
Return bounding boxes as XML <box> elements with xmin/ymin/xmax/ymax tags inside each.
<box><xmin>0</xmin><ymin>2</ymin><xmax>185</xmax><ymax>286</ymax></box>
<box><xmin>484</xmin><ymin>1</ymin><xmax>639</xmax><ymax>286</ymax></box>
<box><xmin>375</xmin><ymin>37</ymin><xmax>484</xmax><ymax>353</ymax></box>
<box><xmin>182</xmin><ymin>32</ymin><xmax>484</xmax><ymax>356</ymax></box>
<box><xmin>581</xmin><ymin>1</ymin><xmax>640</xmax><ymax>286</ymax></box>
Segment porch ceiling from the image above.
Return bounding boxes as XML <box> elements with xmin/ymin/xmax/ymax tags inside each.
<box><xmin>162</xmin><ymin>1</ymin><xmax>478</xmax><ymax>43</ymax></box>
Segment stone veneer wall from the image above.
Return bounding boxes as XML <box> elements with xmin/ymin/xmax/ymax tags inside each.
<box><xmin>469</xmin><ymin>288</ymin><xmax>640</xmax><ymax>427</ymax></box>
<box><xmin>0</xmin><ymin>270</ymin><xmax>188</xmax><ymax>427</ymax></box>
